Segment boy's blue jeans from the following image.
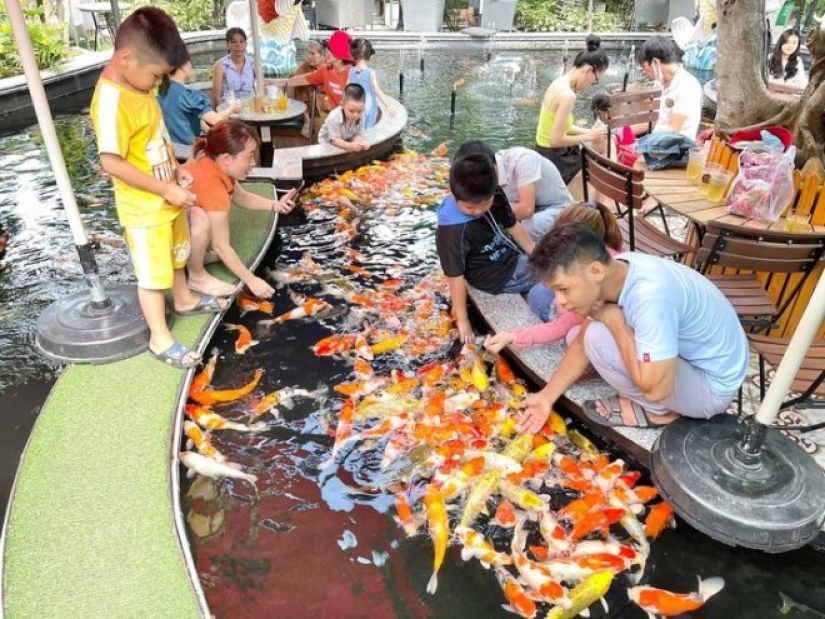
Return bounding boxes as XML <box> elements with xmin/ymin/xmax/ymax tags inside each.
<box><xmin>500</xmin><ymin>253</ymin><xmax>535</xmax><ymax>294</ymax></box>
<box><xmin>527</xmin><ymin>282</ymin><xmax>556</xmax><ymax>321</ymax></box>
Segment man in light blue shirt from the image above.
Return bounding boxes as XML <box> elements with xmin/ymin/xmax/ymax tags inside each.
<box><xmin>518</xmin><ymin>222</ymin><xmax>749</xmax><ymax>433</ymax></box>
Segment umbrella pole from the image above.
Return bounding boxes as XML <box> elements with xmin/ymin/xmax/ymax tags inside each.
<box><xmin>6</xmin><ymin>0</ymin><xmax>109</xmax><ymax>308</ymax></box>
<box><xmin>248</xmin><ymin>0</ymin><xmax>265</xmax><ymax>95</ymax></box>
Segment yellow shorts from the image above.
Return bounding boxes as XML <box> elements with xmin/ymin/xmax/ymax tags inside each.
<box><xmin>125</xmin><ymin>210</ymin><xmax>190</xmax><ymax>290</ymax></box>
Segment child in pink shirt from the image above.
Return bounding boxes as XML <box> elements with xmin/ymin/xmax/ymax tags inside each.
<box><xmin>484</xmin><ymin>201</ymin><xmax>623</xmax><ymax>353</ymax></box>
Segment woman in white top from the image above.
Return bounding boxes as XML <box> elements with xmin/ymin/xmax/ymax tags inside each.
<box><xmin>768</xmin><ymin>29</ymin><xmax>807</xmax><ymax>87</ymax></box>
<box><xmin>634</xmin><ymin>36</ymin><xmax>702</xmax><ymax>141</ymax></box>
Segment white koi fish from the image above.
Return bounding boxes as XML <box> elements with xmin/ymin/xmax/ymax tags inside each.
<box><xmin>180</xmin><ymin>451</ymin><xmax>257</xmax><ymax>488</ymax></box>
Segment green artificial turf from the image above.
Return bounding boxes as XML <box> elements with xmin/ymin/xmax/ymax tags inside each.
<box><xmin>2</xmin><ymin>185</ymin><xmax>275</xmax><ymax>618</ymax></box>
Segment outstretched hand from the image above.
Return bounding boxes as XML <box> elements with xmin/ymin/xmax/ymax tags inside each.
<box><xmin>517</xmin><ymin>390</ymin><xmax>552</xmax><ymax>434</ymax></box>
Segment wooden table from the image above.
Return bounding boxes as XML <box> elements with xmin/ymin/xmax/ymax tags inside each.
<box><xmin>234</xmin><ymin>99</ymin><xmax>307</xmax><ymax>167</ymax></box>
<box><xmin>643</xmin><ymin>167</ymin><xmax>824</xmax><ymax>236</ymax></box>
<box><xmin>77</xmin><ymin>2</ymin><xmax>131</xmax><ymax>50</ymax></box>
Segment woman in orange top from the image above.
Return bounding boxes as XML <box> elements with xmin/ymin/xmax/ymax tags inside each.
<box><xmin>183</xmin><ymin>119</ymin><xmax>299</xmax><ymax>299</ymax></box>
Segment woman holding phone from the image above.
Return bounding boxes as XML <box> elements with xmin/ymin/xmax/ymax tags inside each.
<box><xmin>182</xmin><ymin>119</ymin><xmax>300</xmax><ymax>299</ymax></box>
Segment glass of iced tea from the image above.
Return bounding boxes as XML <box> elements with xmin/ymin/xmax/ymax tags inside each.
<box><xmin>686</xmin><ymin>147</ymin><xmax>705</xmax><ymax>182</ymax></box>
<box><xmin>708</xmin><ymin>168</ymin><xmax>733</xmax><ymax>204</ymax></box>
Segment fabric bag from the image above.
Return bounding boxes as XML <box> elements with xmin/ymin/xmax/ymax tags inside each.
<box><xmin>725</xmin><ymin>145</ymin><xmax>796</xmax><ymax>221</ymax></box>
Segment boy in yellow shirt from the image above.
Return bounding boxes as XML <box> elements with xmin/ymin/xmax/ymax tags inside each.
<box><xmin>90</xmin><ymin>7</ymin><xmax>227</xmax><ymax>368</ymax></box>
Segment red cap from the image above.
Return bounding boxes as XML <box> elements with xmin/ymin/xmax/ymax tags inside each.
<box><xmin>328</xmin><ymin>30</ymin><xmax>353</xmax><ymax>62</ymax></box>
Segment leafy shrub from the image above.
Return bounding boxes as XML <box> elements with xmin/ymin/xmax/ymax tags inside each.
<box><xmin>0</xmin><ymin>5</ymin><xmax>68</xmax><ymax>78</ymax></box>
<box><xmin>516</xmin><ymin>0</ymin><xmax>625</xmax><ymax>32</ymax></box>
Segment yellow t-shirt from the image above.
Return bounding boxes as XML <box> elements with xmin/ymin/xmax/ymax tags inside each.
<box><xmin>90</xmin><ymin>77</ymin><xmax>179</xmax><ymax>229</ymax></box>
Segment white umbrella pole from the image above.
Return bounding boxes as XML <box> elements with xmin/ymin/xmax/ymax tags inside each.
<box><xmin>755</xmin><ymin>272</ymin><xmax>824</xmax><ymax>425</ymax></box>
<box><xmin>7</xmin><ymin>0</ymin><xmax>108</xmax><ymax>305</ymax></box>
<box><xmin>248</xmin><ymin>0</ymin><xmax>264</xmax><ymax>96</ymax></box>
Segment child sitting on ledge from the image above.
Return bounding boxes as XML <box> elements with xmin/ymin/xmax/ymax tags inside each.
<box><xmin>318</xmin><ymin>83</ymin><xmax>369</xmax><ymax>152</ymax></box>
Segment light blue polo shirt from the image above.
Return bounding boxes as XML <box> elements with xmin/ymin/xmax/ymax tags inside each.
<box><xmin>616</xmin><ymin>252</ymin><xmax>749</xmax><ymax>395</ymax></box>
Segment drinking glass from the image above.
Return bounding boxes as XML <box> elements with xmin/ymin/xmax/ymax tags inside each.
<box><xmin>708</xmin><ymin>168</ymin><xmax>733</xmax><ymax>203</ymax></box>
<box><xmin>699</xmin><ymin>163</ymin><xmax>720</xmax><ymax>196</ymax></box>
<box><xmin>686</xmin><ymin>147</ymin><xmax>705</xmax><ymax>182</ymax></box>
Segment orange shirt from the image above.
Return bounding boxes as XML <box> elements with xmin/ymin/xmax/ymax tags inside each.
<box><xmin>180</xmin><ymin>156</ymin><xmax>235</xmax><ymax>212</ymax></box>
<box><xmin>304</xmin><ymin>64</ymin><xmax>351</xmax><ymax>109</ymax></box>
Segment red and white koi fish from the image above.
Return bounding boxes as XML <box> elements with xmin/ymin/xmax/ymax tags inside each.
<box><xmin>320</xmin><ymin>398</ymin><xmax>356</xmax><ymax>468</ymax></box>
<box><xmin>224</xmin><ymin>323</ymin><xmax>258</xmax><ymax>354</ymax></box>
<box><xmin>258</xmin><ymin>297</ymin><xmax>331</xmax><ymax>328</ymax></box>
<box><xmin>394</xmin><ymin>489</ymin><xmax>421</xmax><ymax>537</ymax></box>
<box><xmin>628</xmin><ymin>576</ymin><xmax>725</xmax><ymax>617</ymax></box>
<box><xmin>495</xmin><ymin>567</ymin><xmax>537</xmax><ymax>619</ymax></box>
<box><xmin>236</xmin><ymin>291</ymin><xmax>274</xmax><ymax>315</ymax></box>
<box><xmin>188</xmin><ymin>369</ymin><xmax>264</xmax><ymax>406</ymax></box>
<box><xmin>510</xmin><ymin>516</ymin><xmax>570</xmax><ymax>607</ymax></box>
<box><xmin>424</xmin><ymin>484</ymin><xmax>449</xmax><ymax>594</ymax></box>
<box><xmin>179</xmin><ymin>451</ymin><xmax>257</xmax><ymax>488</ymax></box>
<box><xmin>185</xmin><ymin>404</ymin><xmax>266</xmax><ymax>433</ymax></box>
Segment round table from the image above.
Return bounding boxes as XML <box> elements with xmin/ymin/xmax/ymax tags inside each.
<box><xmin>233</xmin><ymin>99</ymin><xmax>306</xmax><ymax>167</ymax></box>
<box><xmin>77</xmin><ymin>2</ymin><xmax>131</xmax><ymax>50</ymax></box>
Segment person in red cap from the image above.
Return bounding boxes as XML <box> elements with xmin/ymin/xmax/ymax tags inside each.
<box><xmin>281</xmin><ymin>31</ymin><xmax>354</xmax><ymax>139</ymax></box>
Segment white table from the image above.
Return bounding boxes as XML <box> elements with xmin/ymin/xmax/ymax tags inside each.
<box><xmin>77</xmin><ymin>2</ymin><xmax>131</xmax><ymax>50</ymax></box>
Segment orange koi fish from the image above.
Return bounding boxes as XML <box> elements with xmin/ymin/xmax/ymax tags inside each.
<box><xmin>430</xmin><ymin>142</ymin><xmax>449</xmax><ymax>157</ymax></box>
<box><xmin>183</xmin><ymin>420</ymin><xmax>225</xmax><ymax>461</ymax></box>
<box><xmin>258</xmin><ymin>298</ymin><xmax>331</xmax><ymax>328</ymax></box>
<box><xmin>571</xmin><ymin>507</ymin><xmax>626</xmax><ymax>541</ymax></box>
<box><xmin>628</xmin><ymin>577</ymin><xmax>725</xmax><ymax>617</ymax></box>
<box><xmin>188</xmin><ymin>369</ymin><xmax>264</xmax><ymax>406</ymax></box>
<box><xmin>394</xmin><ymin>490</ymin><xmax>420</xmax><ymax>537</ymax></box>
<box><xmin>237</xmin><ymin>291</ymin><xmax>274</xmax><ymax>315</ymax></box>
<box><xmin>645</xmin><ymin>502</ymin><xmax>675</xmax><ymax>539</ymax></box>
<box><xmin>424</xmin><ymin>484</ymin><xmax>449</xmax><ymax>594</ymax></box>
<box><xmin>493</xmin><ymin>500</ymin><xmax>517</xmax><ymax>528</ymax></box>
<box><xmin>190</xmin><ymin>348</ymin><xmax>219</xmax><ymax>395</ymax></box>
<box><xmin>495</xmin><ymin>355</ymin><xmax>516</xmax><ymax>384</ymax></box>
<box><xmin>185</xmin><ymin>404</ymin><xmax>265</xmax><ymax>433</ymax></box>
<box><xmin>224</xmin><ymin>323</ymin><xmax>258</xmax><ymax>354</ymax></box>
<box><xmin>312</xmin><ymin>333</ymin><xmax>356</xmax><ymax>357</ymax></box>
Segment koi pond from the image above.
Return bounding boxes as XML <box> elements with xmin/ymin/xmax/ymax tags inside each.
<box><xmin>0</xmin><ymin>46</ymin><xmax>822</xmax><ymax>618</ymax></box>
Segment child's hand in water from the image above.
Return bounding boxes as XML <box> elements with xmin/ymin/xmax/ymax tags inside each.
<box><xmin>484</xmin><ymin>332</ymin><xmax>514</xmax><ymax>354</ymax></box>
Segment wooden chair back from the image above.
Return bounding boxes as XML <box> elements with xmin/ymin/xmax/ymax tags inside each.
<box><xmin>606</xmin><ymin>88</ymin><xmax>660</xmax><ymax>158</ymax></box>
<box><xmin>696</xmin><ymin>221</ymin><xmax>825</xmax><ymax>326</ymax></box>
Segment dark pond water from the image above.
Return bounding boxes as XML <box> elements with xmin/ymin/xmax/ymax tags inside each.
<box><xmin>0</xmin><ymin>46</ymin><xmax>821</xmax><ymax>617</ymax></box>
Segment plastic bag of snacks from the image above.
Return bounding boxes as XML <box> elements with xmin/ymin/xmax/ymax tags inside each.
<box><xmin>725</xmin><ymin>146</ymin><xmax>796</xmax><ymax>221</ymax></box>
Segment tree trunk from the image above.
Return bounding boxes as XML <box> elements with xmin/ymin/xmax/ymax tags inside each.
<box><xmin>715</xmin><ymin>0</ymin><xmax>825</xmax><ymax>167</ymax></box>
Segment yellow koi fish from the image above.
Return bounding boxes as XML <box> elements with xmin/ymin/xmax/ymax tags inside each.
<box><xmin>544</xmin><ymin>570</ymin><xmax>614</xmax><ymax>619</ymax></box>
<box><xmin>459</xmin><ymin>469</ymin><xmax>500</xmax><ymax>528</ymax></box>
<box><xmin>424</xmin><ymin>484</ymin><xmax>449</xmax><ymax>594</ymax></box>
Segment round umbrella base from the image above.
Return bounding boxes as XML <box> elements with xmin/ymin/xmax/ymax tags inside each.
<box><xmin>651</xmin><ymin>414</ymin><xmax>825</xmax><ymax>553</ymax></box>
<box><xmin>35</xmin><ymin>284</ymin><xmax>152</xmax><ymax>364</ymax></box>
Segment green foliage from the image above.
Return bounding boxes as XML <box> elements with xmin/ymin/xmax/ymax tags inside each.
<box><xmin>0</xmin><ymin>4</ymin><xmax>68</xmax><ymax>78</ymax></box>
<box><xmin>516</xmin><ymin>0</ymin><xmax>625</xmax><ymax>32</ymax></box>
<box><xmin>132</xmin><ymin>0</ymin><xmax>225</xmax><ymax>32</ymax></box>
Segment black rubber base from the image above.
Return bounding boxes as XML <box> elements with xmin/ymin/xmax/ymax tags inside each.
<box><xmin>35</xmin><ymin>284</ymin><xmax>151</xmax><ymax>364</ymax></box>
<box><xmin>651</xmin><ymin>414</ymin><xmax>825</xmax><ymax>553</ymax></box>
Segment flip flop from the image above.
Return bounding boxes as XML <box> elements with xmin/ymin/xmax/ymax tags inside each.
<box><xmin>581</xmin><ymin>396</ymin><xmax>654</xmax><ymax>428</ymax></box>
<box><xmin>149</xmin><ymin>342</ymin><xmax>201</xmax><ymax>368</ymax></box>
<box><xmin>189</xmin><ymin>280</ymin><xmax>236</xmax><ymax>298</ymax></box>
<box><xmin>176</xmin><ymin>294</ymin><xmax>228</xmax><ymax>316</ymax></box>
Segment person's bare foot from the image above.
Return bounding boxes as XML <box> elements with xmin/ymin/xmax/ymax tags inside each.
<box><xmin>203</xmin><ymin>249</ymin><xmax>220</xmax><ymax>265</ymax></box>
<box><xmin>187</xmin><ymin>275</ymin><xmax>236</xmax><ymax>298</ymax></box>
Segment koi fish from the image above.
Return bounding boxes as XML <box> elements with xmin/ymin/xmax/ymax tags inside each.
<box><xmin>183</xmin><ymin>420</ymin><xmax>225</xmax><ymax>462</ymax></box>
<box><xmin>258</xmin><ymin>298</ymin><xmax>331</xmax><ymax>328</ymax></box>
<box><xmin>394</xmin><ymin>489</ymin><xmax>421</xmax><ymax>537</ymax></box>
<box><xmin>645</xmin><ymin>502</ymin><xmax>675</xmax><ymax>540</ymax></box>
<box><xmin>456</xmin><ymin>526</ymin><xmax>512</xmax><ymax>568</ymax></box>
<box><xmin>493</xmin><ymin>499</ymin><xmax>517</xmax><ymax>528</ymax></box>
<box><xmin>179</xmin><ymin>451</ymin><xmax>257</xmax><ymax>487</ymax></box>
<box><xmin>459</xmin><ymin>469</ymin><xmax>500</xmax><ymax>528</ymax></box>
<box><xmin>320</xmin><ymin>398</ymin><xmax>356</xmax><ymax>468</ymax></box>
<box><xmin>570</xmin><ymin>507</ymin><xmax>626</xmax><ymax>541</ymax></box>
<box><xmin>496</xmin><ymin>567</ymin><xmax>537</xmax><ymax>619</ymax></box>
<box><xmin>628</xmin><ymin>576</ymin><xmax>725</xmax><ymax>617</ymax></box>
<box><xmin>188</xmin><ymin>369</ymin><xmax>264</xmax><ymax>406</ymax></box>
<box><xmin>568</xmin><ymin>428</ymin><xmax>601</xmax><ymax>460</ymax></box>
<box><xmin>249</xmin><ymin>386</ymin><xmax>327</xmax><ymax>418</ymax></box>
<box><xmin>430</xmin><ymin>142</ymin><xmax>449</xmax><ymax>157</ymax></box>
<box><xmin>185</xmin><ymin>405</ymin><xmax>266</xmax><ymax>433</ymax></box>
<box><xmin>370</xmin><ymin>335</ymin><xmax>408</xmax><ymax>356</ymax></box>
<box><xmin>224</xmin><ymin>323</ymin><xmax>258</xmax><ymax>354</ymax></box>
<box><xmin>424</xmin><ymin>484</ymin><xmax>449</xmax><ymax>594</ymax></box>
<box><xmin>236</xmin><ymin>291</ymin><xmax>274</xmax><ymax>315</ymax></box>
<box><xmin>190</xmin><ymin>348</ymin><xmax>219</xmax><ymax>395</ymax></box>
<box><xmin>544</xmin><ymin>570</ymin><xmax>614</xmax><ymax>619</ymax></box>
<box><xmin>495</xmin><ymin>355</ymin><xmax>516</xmax><ymax>384</ymax></box>
<box><xmin>497</xmin><ymin>479</ymin><xmax>547</xmax><ymax>512</ymax></box>
<box><xmin>511</xmin><ymin>516</ymin><xmax>570</xmax><ymax>607</ymax></box>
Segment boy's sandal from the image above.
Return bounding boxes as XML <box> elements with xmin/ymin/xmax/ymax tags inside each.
<box><xmin>189</xmin><ymin>280</ymin><xmax>236</xmax><ymax>298</ymax></box>
<box><xmin>176</xmin><ymin>294</ymin><xmax>228</xmax><ymax>316</ymax></box>
<box><xmin>149</xmin><ymin>342</ymin><xmax>202</xmax><ymax>368</ymax></box>
<box><xmin>581</xmin><ymin>396</ymin><xmax>654</xmax><ymax>428</ymax></box>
